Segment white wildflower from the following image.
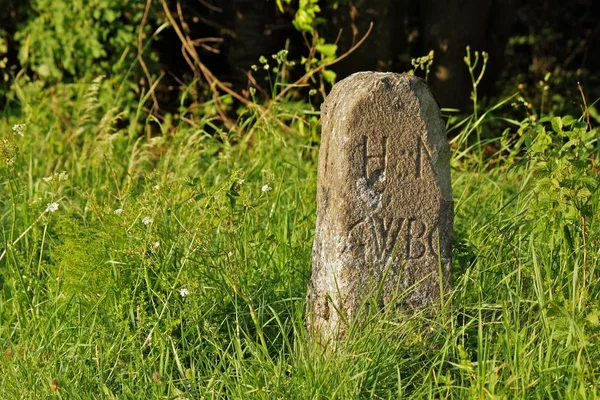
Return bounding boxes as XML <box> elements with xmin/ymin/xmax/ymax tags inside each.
<box><xmin>153</xmin><ymin>184</ymin><xmax>160</xmax><ymax>191</ymax></box>
<box><xmin>114</xmin><ymin>208</ymin><xmax>124</xmax><ymax>215</ymax></box>
<box><xmin>45</xmin><ymin>202</ymin><xmax>59</xmax><ymax>213</ymax></box>
<box><xmin>179</xmin><ymin>288</ymin><xmax>189</xmax><ymax>297</ymax></box>
<box><xmin>227</xmin><ymin>251</ymin><xmax>233</xmax><ymax>257</ymax></box>
<box><xmin>261</xmin><ymin>184</ymin><xmax>272</xmax><ymax>192</ymax></box>
<box><xmin>12</xmin><ymin>124</ymin><xmax>25</xmax><ymax>137</ymax></box>
<box><xmin>142</xmin><ymin>216</ymin><xmax>153</xmax><ymax>225</ymax></box>
<box><xmin>152</xmin><ymin>241</ymin><xmax>160</xmax><ymax>249</ymax></box>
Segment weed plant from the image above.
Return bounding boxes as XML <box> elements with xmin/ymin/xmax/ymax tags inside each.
<box><xmin>0</xmin><ymin>57</ymin><xmax>599</xmax><ymax>399</ymax></box>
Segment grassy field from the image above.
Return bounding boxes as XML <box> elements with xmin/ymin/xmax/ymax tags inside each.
<box><xmin>0</xmin><ymin>72</ymin><xmax>599</xmax><ymax>399</ymax></box>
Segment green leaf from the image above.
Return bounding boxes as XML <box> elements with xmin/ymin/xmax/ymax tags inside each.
<box><xmin>37</xmin><ymin>64</ymin><xmax>51</xmax><ymax>77</ymax></box>
<box><xmin>276</xmin><ymin>0</ymin><xmax>284</xmax><ymax>13</ymax></box>
<box><xmin>315</xmin><ymin>43</ymin><xmax>338</xmax><ymax>58</ymax></box>
<box><xmin>322</xmin><ymin>69</ymin><xmax>336</xmax><ymax>84</ymax></box>
<box><xmin>586</xmin><ymin>310</ymin><xmax>600</xmax><ymax>326</ymax></box>
<box><xmin>588</xmin><ymin>105</ymin><xmax>600</xmax><ymax>123</ymax></box>
<box><xmin>551</xmin><ymin>116</ymin><xmax>562</xmax><ymax>133</ymax></box>
<box><xmin>561</xmin><ymin>115</ymin><xmax>575</xmax><ymax>126</ymax></box>
<box><xmin>293</xmin><ymin>1</ymin><xmax>321</xmax><ymax>33</ymax></box>
<box><xmin>275</xmin><ymin>0</ymin><xmax>293</xmax><ymax>13</ymax></box>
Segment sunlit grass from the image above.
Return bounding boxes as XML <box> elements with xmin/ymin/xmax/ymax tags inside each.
<box><xmin>0</xmin><ymin>73</ymin><xmax>598</xmax><ymax>398</ymax></box>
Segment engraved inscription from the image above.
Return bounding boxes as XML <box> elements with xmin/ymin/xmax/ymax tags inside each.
<box><xmin>349</xmin><ymin>215</ymin><xmax>446</xmax><ymax>263</ymax></box>
<box><xmin>368</xmin><ymin>214</ymin><xmax>403</xmax><ymax>258</ymax></box>
<box><xmin>398</xmin><ymin>137</ymin><xmax>431</xmax><ymax>179</ymax></box>
<box><xmin>359</xmin><ymin>135</ymin><xmax>435</xmax><ymax>183</ymax></box>
<box><xmin>406</xmin><ymin>218</ymin><xmax>427</xmax><ymax>259</ymax></box>
<box><xmin>426</xmin><ymin>223</ymin><xmax>451</xmax><ymax>259</ymax></box>
<box><xmin>322</xmin><ymin>296</ymin><xmax>330</xmax><ymax>321</ymax></box>
<box><xmin>361</xmin><ymin>135</ymin><xmax>388</xmax><ymax>186</ymax></box>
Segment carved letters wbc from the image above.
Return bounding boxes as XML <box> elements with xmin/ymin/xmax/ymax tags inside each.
<box><xmin>349</xmin><ymin>213</ymin><xmax>447</xmax><ymax>263</ymax></box>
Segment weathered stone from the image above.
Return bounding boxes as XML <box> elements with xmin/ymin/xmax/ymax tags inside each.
<box><xmin>307</xmin><ymin>72</ymin><xmax>453</xmax><ymax>343</ymax></box>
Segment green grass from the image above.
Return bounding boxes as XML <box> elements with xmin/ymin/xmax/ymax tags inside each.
<box><xmin>0</xmin><ymin>73</ymin><xmax>599</xmax><ymax>399</ymax></box>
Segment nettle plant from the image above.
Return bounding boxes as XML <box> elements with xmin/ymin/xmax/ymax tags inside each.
<box><xmin>519</xmin><ymin>112</ymin><xmax>599</xmax><ymax>243</ymax></box>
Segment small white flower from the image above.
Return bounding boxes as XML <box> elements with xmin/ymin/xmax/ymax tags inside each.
<box><xmin>152</xmin><ymin>241</ymin><xmax>160</xmax><ymax>249</ymax></box>
<box><xmin>45</xmin><ymin>202</ymin><xmax>59</xmax><ymax>213</ymax></box>
<box><xmin>142</xmin><ymin>216</ymin><xmax>153</xmax><ymax>225</ymax></box>
<box><xmin>153</xmin><ymin>184</ymin><xmax>160</xmax><ymax>191</ymax></box>
<box><xmin>227</xmin><ymin>251</ymin><xmax>233</xmax><ymax>257</ymax></box>
<box><xmin>42</xmin><ymin>176</ymin><xmax>53</xmax><ymax>183</ymax></box>
<box><xmin>114</xmin><ymin>208</ymin><xmax>124</xmax><ymax>215</ymax></box>
<box><xmin>261</xmin><ymin>184</ymin><xmax>272</xmax><ymax>192</ymax></box>
<box><xmin>179</xmin><ymin>288</ymin><xmax>189</xmax><ymax>297</ymax></box>
<box><xmin>12</xmin><ymin>123</ymin><xmax>25</xmax><ymax>137</ymax></box>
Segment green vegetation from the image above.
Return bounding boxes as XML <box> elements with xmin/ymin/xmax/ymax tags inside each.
<box><xmin>1</xmin><ymin>3</ymin><xmax>599</xmax><ymax>399</ymax></box>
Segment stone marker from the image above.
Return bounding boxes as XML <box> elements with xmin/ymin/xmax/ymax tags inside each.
<box><xmin>307</xmin><ymin>72</ymin><xmax>453</xmax><ymax>343</ymax></box>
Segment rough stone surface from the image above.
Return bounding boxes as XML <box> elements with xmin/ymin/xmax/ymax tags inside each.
<box><xmin>307</xmin><ymin>72</ymin><xmax>453</xmax><ymax>343</ymax></box>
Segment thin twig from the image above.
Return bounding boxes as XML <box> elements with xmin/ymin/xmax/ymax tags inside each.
<box><xmin>577</xmin><ymin>81</ymin><xmax>592</xmax><ymax>130</ymax></box>
<box><xmin>176</xmin><ymin>1</ymin><xmax>191</xmax><ymax>33</ymax></box>
<box><xmin>576</xmin><ymin>82</ymin><xmax>591</xmax><ymax>309</ymax></box>
<box><xmin>161</xmin><ymin>0</ymin><xmax>233</xmax><ymax>127</ymax></box>
<box><xmin>198</xmin><ymin>0</ymin><xmax>223</xmax><ymax>13</ymax></box>
<box><xmin>178</xmin><ymin>1</ymin><xmax>235</xmax><ymax>128</ymax></box>
<box><xmin>246</xmin><ymin>71</ymin><xmax>270</xmax><ymax>98</ymax></box>
<box><xmin>275</xmin><ymin>22</ymin><xmax>373</xmax><ymax>103</ymax></box>
<box><xmin>190</xmin><ymin>37</ymin><xmax>223</xmax><ymax>54</ymax></box>
<box><xmin>250</xmin><ymin>22</ymin><xmax>373</xmax><ymax>135</ymax></box>
<box><xmin>180</xmin><ymin>43</ymin><xmax>197</xmax><ymax>80</ymax></box>
<box><xmin>161</xmin><ymin>0</ymin><xmax>273</xmax><ymax>130</ymax></box>
<box><xmin>577</xmin><ymin>81</ymin><xmax>597</xmax><ymax>175</ymax></box>
<box><xmin>161</xmin><ymin>0</ymin><xmax>373</xmax><ymax>135</ymax></box>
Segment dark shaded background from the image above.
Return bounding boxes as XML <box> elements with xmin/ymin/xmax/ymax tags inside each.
<box><xmin>1</xmin><ymin>0</ymin><xmax>598</xmax><ymax>112</ymax></box>
<box><xmin>227</xmin><ymin>0</ymin><xmax>599</xmax><ymax>111</ymax></box>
